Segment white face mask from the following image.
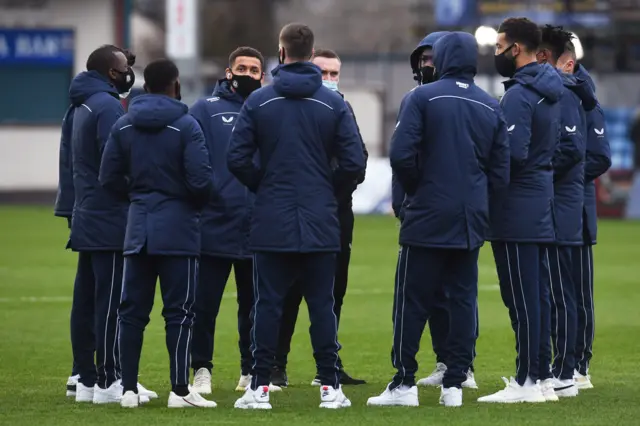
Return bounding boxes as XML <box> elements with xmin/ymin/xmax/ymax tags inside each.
<box><xmin>322</xmin><ymin>80</ymin><xmax>339</xmax><ymax>91</ymax></box>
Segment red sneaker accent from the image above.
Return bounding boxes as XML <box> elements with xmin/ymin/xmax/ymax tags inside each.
<box><xmin>262</xmin><ymin>386</ymin><xmax>269</xmax><ymax>392</ymax></box>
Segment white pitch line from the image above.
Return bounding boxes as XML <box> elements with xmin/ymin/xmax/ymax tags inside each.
<box><xmin>0</xmin><ymin>285</ymin><xmax>501</xmax><ymax>303</ymax></box>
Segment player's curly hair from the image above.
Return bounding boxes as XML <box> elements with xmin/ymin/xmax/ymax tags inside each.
<box><xmin>540</xmin><ymin>24</ymin><xmax>575</xmax><ymax>62</ymax></box>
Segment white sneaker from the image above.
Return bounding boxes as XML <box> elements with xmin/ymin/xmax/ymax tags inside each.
<box><xmin>168</xmin><ymin>391</ymin><xmax>217</xmax><ymax>408</ymax></box>
<box><xmin>66</xmin><ymin>374</ymin><xmax>80</xmax><ymax>397</ymax></box>
<box><xmin>417</xmin><ymin>362</ymin><xmax>447</xmax><ymax>387</ymax></box>
<box><xmin>367</xmin><ymin>384</ymin><xmax>419</xmax><ymax>407</ymax></box>
<box><xmin>311</xmin><ymin>378</ymin><xmax>321</xmax><ymax>386</ymax></box>
<box><xmin>75</xmin><ymin>382</ymin><xmax>94</xmax><ymax>403</ymax></box>
<box><xmin>540</xmin><ymin>379</ymin><xmax>559</xmax><ymax>402</ymax></box>
<box><xmin>439</xmin><ymin>387</ymin><xmax>463</xmax><ymax>407</ymax></box>
<box><xmin>137</xmin><ymin>382</ymin><xmax>158</xmax><ymax>400</ymax></box>
<box><xmin>234</xmin><ymin>386</ymin><xmax>272</xmax><ymax>410</ymax></box>
<box><xmin>462</xmin><ymin>370</ymin><xmax>478</xmax><ymax>389</ymax></box>
<box><xmin>191</xmin><ymin>368</ymin><xmax>212</xmax><ymax>395</ymax></box>
<box><xmin>574</xmin><ymin>370</ymin><xmax>594</xmax><ymax>390</ymax></box>
<box><xmin>269</xmin><ymin>383</ymin><xmax>282</xmax><ymax>392</ymax></box>
<box><xmin>477</xmin><ymin>377</ymin><xmax>546</xmax><ymax>403</ymax></box>
<box><xmin>319</xmin><ymin>385</ymin><xmax>351</xmax><ymax>409</ymax></box>
<box><xmin>236</xmin><ymin>374</ymin><xmax>251</xmax><ymax>392</ymax></box>
<box><xmin>553</xmin><ymin>378</ymin><xmax>579</xmax><ymax>398</ymax></box>
<box><xmin>93</xmin><ymin>380</ymin><xmax>123</xmax><ymax>404</ymax></box>
<box><xmin>121</xmin><ymin>391</ymin><xmax>139</xmax><ymax>408</ymax></box>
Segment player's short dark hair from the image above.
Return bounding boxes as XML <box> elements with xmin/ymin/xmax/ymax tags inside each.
<box><xmin>540</xmin><ymin>24</ymin><xmax>575</xmax><ymax>62</ymax></box>
<box><xmin>86</xmin><ymin>44</ymin><xmax>122</xmax><ymax>75</ymax></box>
<box><xmin>498</xmin><ymin>17</ymin><xmax>541</xmax><ymax>52</ymax></box>
<box><xmin>229</xmin><ymin>46</ymin><xmax>265</xmax><ymax>72</ymax></box>
<box><xmin>314</xmin><ymin>48</ymin><xmax>340</xmax><ymax>61</ymax></box>
<box><xmin>279</xmin><ymin>23</ymin><xmax>314</xmax><ymax>60</ymax></box>
<box><xmin>143</xmin><ymin>59</ymin><xmax>179</xmax><ymax>93</ymax></box>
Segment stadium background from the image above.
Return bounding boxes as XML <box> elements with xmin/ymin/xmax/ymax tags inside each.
<box><xmin>1</xmin><ymin>0</ymin><xmax>640</xmax><ymax>218</ymax></box>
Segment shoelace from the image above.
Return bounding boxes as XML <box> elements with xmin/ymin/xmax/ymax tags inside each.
<box><xmin>194</xmin><ymin>375</ymin><xmax>209</xmax><ymax>387</ymax></box>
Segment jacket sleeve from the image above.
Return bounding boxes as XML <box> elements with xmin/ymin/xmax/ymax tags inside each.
<box><xmin>390</xmin><ymin>93</ymin><xmax>412</xmax><ymax>219</ymax></box>
<box><xmin>97</xmin><ymin>100</ymin><xmax>125</xmax><ymax>155</ymax></box>
<box><xmin>54</xmin><ymin>106</ymin><xmax>75</xmax><ymax>218</ymax></box>
<box><xmin>553</xmin><ymin>96</ymin><xmax>585</xmax><ymax>180</ymax></box>
<box><xmin>489</xmin><ymin>110</ymin><xmax>511</xmax><ymax>194</ymax></box>
<box><xmin>188</xmin><ymin>99</ymin><xmax>208</xmax><ymax>131</ymax></box>
<box><xmin>99</xmin><ymin>124</ymin><xmax>129</xmax><ymax>196</ymax></box>
<box><xmin>227</xmin><ymin>102</ymin><xmax>262</xmax><ymax>192</ymax></box>
<box><xmin>345</xmin><ymin>100</ymin><xmax>368</xmax><ymax>184</ymax></box>
<box><xmin>500</xmin><ymin>89</ymin><xmax>533</xmax><ymax>173</ymax></box>
<box><xmin>584</xmin><ymin>106</ymin><xmax>611</xmax><ymax>182</ymax></box>
<box><xmin>389</xmin><ymin>91</ymin><xmax>423</xmax><ymax>196</ymax></box>
<box><xmin>183</xmin><ymin>119</ymin><xmax>214</xmax><ymax>208</ymax></box>
<box><xmin>333</xmin><ymin>103</ymin><xmax>366</xmax><ymax>187</ymax></box>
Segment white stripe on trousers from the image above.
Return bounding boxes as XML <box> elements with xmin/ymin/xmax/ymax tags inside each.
<box><xmin>587</xmin><ymin>246</ymin><xmax>594</xmax><ymax>371</ymax></box>
<box><xmin>117</xmin><ymin>257</ymin><xmax>127</xmax><ymax>385</ymax></box>
<box><xmin>505</xmin><ymin>244</ymin><xmax>523</xmax><ymax>377</ymax></box>
<box><xmin>514</xmin><ymin>245</ymin><xmax>531</xmax><ymax>378</ymax></box>
<box><xmin>392</xmin><ymin>246</ymin><xmax>409</xmax><ymax>379</ymax></box>
<box><xmin>546</xmin><ymin>248</ymin><xmax>559</xmax><ymax>372</ymax></box>
<box><xmin>103</xmin><ymin>253</ymin><xmax>117</xmax><ymax>388</ymax></box>
<box><xmin>578</xmin><ymin>246</ymin><xmax>587</xmax><ymax>370</ymax></box>
<box><xmin>184</xmin><ymin>258</ymin><xmax>197</xmax><ymax>384</ymax></box>
<box><xmin>174</xmin><ymin>258</ymin><xmax>192</xmax><ymax>385</ymax></box>
<box><xmin>250</xmin><ymin>254</ymin><xmax>260</xmax><ymax>373</ymax></box>
<box><xmin>553</xmin><ymin>247</ymin><xmax>568</xmax><ymax>378</ymax></box>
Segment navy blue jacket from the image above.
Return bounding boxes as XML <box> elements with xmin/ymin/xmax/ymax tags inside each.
<box><xmin>574</xmin><ymin>65</ymin><xmax>611</xmax><ymax>245</ymax></box>
<box><xmin>68</xmin><ymin>71</ymin><xmax>128</xmax><ymax>251</ymax></box>
<box><xmin>227</xmin><ymin>62</ymin><xmax>366</xmax><ymax>253</ymax></box>
<box><xmin>54</xmin><ymin>105</ymin><xmax>76</xmax><ymax>219</ymax></box>
<box><xmin>189</xmin><ymin>80</ymin><xmax>253</xmax><ymax>259</ymax></box>
<box><xmin>552</xmin><ymin>71</ymin><xmax>597</xmax><ymax>246</ymax></box>
<box><xmin>390</xmin><ymin>32</ymin><xmax>510</xmax><ymax>250</ymax></box>
<box><xmin>489</xmin><ymin>62</ymin><xmax>564</xmax><ymax>243</ymax></box>
<box><xmin>393</xmin><ymin>31</ymin><xmax>450</xmax><ymax>220</ymax></box>
<box><xmin>99</xmin><ymin>95</ymin><xmax>213</xmax><ymax>256</ymax></box>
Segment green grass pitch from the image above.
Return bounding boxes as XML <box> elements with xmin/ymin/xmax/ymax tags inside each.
<box><xmin>1</xmin><ymin>206</ymin><xmax>639</xmax><ymax>425</ymax></box>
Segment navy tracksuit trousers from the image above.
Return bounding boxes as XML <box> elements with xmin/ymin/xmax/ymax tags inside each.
<box><xmin>118</xmin><ymin>254</ymin><xmax>197</xmax><ymax>393</ymax></box>
<box><xmin>250</xmin><ymin>252</ymin><xmax>341</xmax><ymax>390</ymax></box>
<box><xmin>572</xmin><ymin>244</ymin><xmax>595</xmax><ymax>375</ymax></box>
<box><xmin>274</xmin><ymin>208</ymin><xmax>354</xmax><ymax>370</ymax></box>
<box><xmin>541</xmin><ymin>246</ymin><xmax>578</xmax><ymax>381</ymax></box>
<box><xmin>70</xmin><ymin>251</ymin><xmax>123</xmax><ymax>389</ymax></box>
<box><xmin>492</xmin><ymin>242</ymin><xmax>545</xmax><ymax>385</ymax></box>
<box><xmin>191</xmin><ymin>256</ymin><xmax>254</xmax><ymax>375</ymax></box>
<box><xmin>391</xmin><ymin>245</ymin><xmax>479</xmax><ymax>390</ymax></box>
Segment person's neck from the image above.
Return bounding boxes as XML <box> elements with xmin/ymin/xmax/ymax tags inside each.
<box><xmin>283</xmin><ymin>58</ymin><xmax>306</xmax><ymax>65</ymax></box>
<box><xmin>515</xmin><ymin>54</ymin><xmax>537</xmax><ymax>70</ymax></box>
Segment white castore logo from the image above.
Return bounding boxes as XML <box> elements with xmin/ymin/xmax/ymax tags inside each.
<box><xmin>565</xmin><ymin>125</ymin><xmax>576</xmax><ymax>133</ymax></box>
<box><xmin>222</xmin><ymin>116</ymin><xmax>234</xmax><ymax>124</ymax></box>
<box><xmin>507</xmin><ymin>124</ymin><xmax>515</xmax><ymax>132</ymax></box>
<box><xmin>594</xmin><ymin>128</ymin><xmax>604</xmax><ymax>135</ymax></box>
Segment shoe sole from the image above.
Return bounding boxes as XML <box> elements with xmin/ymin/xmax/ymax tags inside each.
<box><xmin>234</xmin><ymin>403</ymin><xmax>272</xmax><ymax>410</ymax></box>
<box><xmin>320</xmin><ymin>400</ymin><xmax>352</xmax><ymax>409</ymax></box>
<box><xmin>66</xmin><ymin>391</ymin><xmax>76</xmax><ymax>397</ymax></box>
<box><xmin>576</xmin><ymin>383</ymin><xmax>594</xmax><ymax>390</ymax></box>
<box><xmin>478</xmin><ymin>396</ymin><xmax>547</xmax><ymax>404</ymax></box>
<box><xmin>367</xmin><ymin>401</ymin><xmax>419</xmax><ymax>407</ymax></box>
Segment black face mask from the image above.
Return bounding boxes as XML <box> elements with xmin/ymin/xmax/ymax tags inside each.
<box><xmin>494</xmin><ymin>44</ymin><xmax>517</xmax><ymax>78</ymax></box>
<box><xmin>113</xmin><ymin>68</ymin><xmax>135</xmax><ymax>94</ymax></box>
<box><xmin>174</xmin><ymin>82</ymin><xmax>182</xmax><ymax>101</ymax></box>
<box><xmin>230</xmin><ymin>74</ymin><xmax>261</xmax><ymax>98</ymax></box>
<box><xmin>417</xmin><ymin>66</ymin><xmax>436</xmax><ymax>84</ymax></box>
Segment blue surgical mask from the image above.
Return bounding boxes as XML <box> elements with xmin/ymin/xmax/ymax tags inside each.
<box><xmin>322</xmin><ymin>80</ymin><xmax>339</xmax><ymax>91</ymax></box>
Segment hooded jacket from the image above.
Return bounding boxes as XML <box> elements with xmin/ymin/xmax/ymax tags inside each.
<box><xmin>574</xmin><ymin>64</ymin><xmax>611</xmax><ymax>245</ymax></box>
<box><xmin>392</xmin><ymin>31</ymin><xmax>450</xmax><ymax>220</ymax></box>
<box><xmin>390</xmin><ymin>32</ymin><xmax>510</xmax><ymax>250</ymax></box>
<box><xmin>54</xmin><ymin>105</ymin><xmax>76</xmax><ymax>220</ymax></box>
<box><xmin>67</xmin><ymin>71</ymin><xmax>127</xmax><ymax>251</ymax></box>
<box><xmin>552</xmin><ymin>70</ymin><xmax>597</xmax><ymax>245</ymax></box>
<box><xmin>227</xmin><ymin>62</ymin><xmax>365</xmax><ymax>253</ymax></box>
<box><xmin>489</xmin><ymin>62</ymin><xmax>564</xmax><ymax>243</ymax></box>
<box><xmin>189</xmin><ymin>79</ymin><xmax>253</xmax><ymax>259</ymax></box>
<box><xmin>99</xmin><ymin>94</ymin><xmax>213</xmax><ymax>256</ymax></box>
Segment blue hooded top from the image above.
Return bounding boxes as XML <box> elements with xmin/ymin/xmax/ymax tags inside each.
<box><xmin>573</xmin><ymin>64</ymin><xmax>611</xmax><ymax>244</ymax></box>
<box><xmin>67</xmin><ymin>70</ymin><xmax>127</xmax><ymax>251</ymax></box>
<box><xmin>390</xmin><ymin>32</ymin><xmax>510</xmax><ymax>250</ymax></box>
<box><xmin>54</xmin><ymin>105</ymin><xmax>76</xmax><ymax>220</ymax></box>
<box><xmin>227</xmin><ymin>62</ymin><xmax>365</xmax><ymax>253</ymax></box>
<box><xmin>552</xmin><ymin>70</ymin><xmax>597</xmax><ymax>245</ymax></box>
<box><xmin>489</xmin><ymin>62</ymin><xmax>564</xmax><ymax>243</ymax></box>
<box><xmin>189</xmin><ymin>79</ymin><xmax>254</xmax><ymax>259</ymax></box>
<box><xmin>392</xmin><ymin>31</ymin><xmax>450</xmax><ymax>220</ymax></box>
<box><xmin>99</xmin><ymin>94</ymin><xmax>213</xmax><ymax>256</ymax></box>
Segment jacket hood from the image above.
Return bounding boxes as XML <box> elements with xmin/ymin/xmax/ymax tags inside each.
<box><xmin>410</xmin><ymin>31</ymin><xmax>450</xmax><ymax>71</ymax></box>
<box><xmin>69</xmin><ymin>71</ymin><xmax>119</xmax><ymax>105</ymax></box>
<box><xmin>433</xmin><ymin>32</ymin><xmax>477</xmax><ymax>80</ymax></box>
<box><xmin>271</xmin><ymin>62</ymin><xmax>322</xmax><ymax>98</ymax></box>
<box><xmin>506</xmin><ymin>62</ymin><xmax>564</xmax><ymax>103</ymax></box>
<box><xmin>559</xmin><ymin>70</ymin><xmax>597</xmax><ymax>112</ymax></box>
<box><xmin>212</xmin><ymin>79</ymin><xmax>244</xmax><ymax>104</ymax></box>
<box><xmin>128</xmin><ymin>94</ymin><xmax>188</xmax><ymax>129</ymax></box>
<box><xmin>574</xmin><ymin>64</ymin><xmax>596</xmax><ymax>92</ymax></box>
